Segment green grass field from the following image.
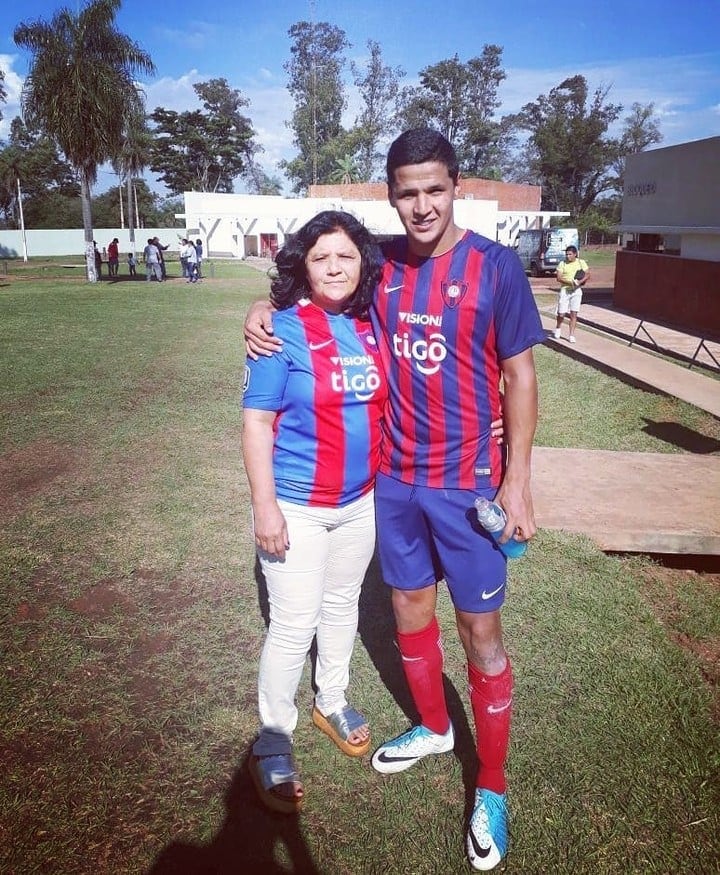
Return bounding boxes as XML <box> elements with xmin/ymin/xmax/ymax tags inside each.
<box><xmin>1</xmin><ymin>265</ymin><xmax>718</xmax><ymax>874</ymax></box>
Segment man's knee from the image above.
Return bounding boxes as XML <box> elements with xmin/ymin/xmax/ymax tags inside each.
<box><xmin>457</xmin><ymin>611</ymin><xmax>506</xmax><ymax>670</ymax></box>
<box><xmin>391</xmin><ymin>585</ymin><xmax>437</xmax><ymax>632</ymax></box>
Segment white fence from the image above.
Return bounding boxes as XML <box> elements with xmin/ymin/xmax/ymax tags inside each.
<box><xmin>0</xmin><ymin>228</ymin><xmax>189</xmax><ymax>260</ymax></box>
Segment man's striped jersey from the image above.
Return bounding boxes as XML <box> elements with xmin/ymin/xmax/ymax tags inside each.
<box><xmin>372</xmin><ymin>230</ymin><xmax>545</xmax><ymax>489</ymax></box>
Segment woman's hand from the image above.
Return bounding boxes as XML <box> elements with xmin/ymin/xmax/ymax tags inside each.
<box><xmin>252</xmin><ymin>500</ymin><xmax>289</xmax><ymax>560</ymax></box>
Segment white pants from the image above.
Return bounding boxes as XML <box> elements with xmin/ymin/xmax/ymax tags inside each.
<box><xmin>253</xmin><ymin>491</ymin><xmax>376</xmax><ymax>756</ymax></box>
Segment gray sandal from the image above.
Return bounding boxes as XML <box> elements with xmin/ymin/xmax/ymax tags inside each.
<box><xmin>312</xmin><ymin>705</ymin><xmax>371</xmax><ymax>757</ymax></box>
<box><xmin>249</xmin><ymin>752</ymin><xmax>303</xmax><ymax>814</ymax></box>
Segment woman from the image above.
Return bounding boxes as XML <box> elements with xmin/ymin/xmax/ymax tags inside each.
<box><xmin>242</xmin><ymin>211</ymin><xmax>385</xmax><ymax>814</ymax></box>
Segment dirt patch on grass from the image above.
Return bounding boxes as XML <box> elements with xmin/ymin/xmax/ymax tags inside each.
<box><xmin>636</xmin><ymin>561</ymin><xmax>720</xmax><ymax>721</ymax></box>
<box><xmin>0</xmin><ymin>440</ymin><xmax>82</xmax><ymax>521</ymax></box>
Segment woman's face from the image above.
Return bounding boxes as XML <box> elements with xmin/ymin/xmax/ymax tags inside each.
<box><xmin>304</xmin><ymin>229</ymin><xmax>362</xmax><ymax>313</ymax></box>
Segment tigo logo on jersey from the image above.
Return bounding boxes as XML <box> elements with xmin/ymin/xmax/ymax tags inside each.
<box><xmin>330</xmin><ymin>363</ymin><xmax>382</xmax><ymax>400</ymax></box>
<box><xmin>392</xmin><ymin>331</ymin><xmax>448</xmax><ymax>376</ymax></box>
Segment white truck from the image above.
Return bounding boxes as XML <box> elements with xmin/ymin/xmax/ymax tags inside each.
<box><xmin>514</xmin><ymin>228</ymin><xmax>579</xmax><ymax>276</ymax></box>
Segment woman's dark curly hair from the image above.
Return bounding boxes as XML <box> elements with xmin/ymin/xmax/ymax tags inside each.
<box><xmin>270</xmin><ymin>210</ymin><xmax>382</xmax><ymax>320</ymax></box>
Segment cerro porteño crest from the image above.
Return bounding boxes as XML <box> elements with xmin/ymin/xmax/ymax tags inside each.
<box><xmin>441</xmin><ymin>279</ymin><xmax>468</xmax><ymax>309</ymax></box>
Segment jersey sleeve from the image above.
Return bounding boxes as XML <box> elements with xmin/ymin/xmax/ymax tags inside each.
<box><xmin>493</xmin><ymin>247</ymin><xmax>546</xmax><ymax>361</ymax></box>
<box><xmin>242</xmin><ymin>351</ymin><xmax>289</xmax><ymax>411</ymax></box>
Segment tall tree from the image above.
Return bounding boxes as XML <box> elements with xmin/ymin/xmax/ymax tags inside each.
<box><xmin>149</xmin><ymin>78</ymin><xmax>260</xmax><ymax>195</ymax></box>
<box><xmin>350</xmin><ymin>40</ymin><xmax>405</xmax><ymax>181</ymax></box>
<box><xmin>113</xmin><ymin>106</ymin><xmax>153</xmax><ymax>254</ymax></box>
<box><xmin>397</xmin><ymin>47</ymin><xmax>511</xmax><ymax>177</ymax></box>
<box><xmin>612</xmin><ymin>101</ymin><xmax>663</xmax><ymax>194</ymax></box>
<box><xmin>282</xmin><ymin>21</ymin><xmax>350</xmax><ymax>192</ymax></box>
<box><xmin>0</xmin><ymin>117</ymin><xmax>78</xmax><ymax>228</ymax></box>
<box><xmin>14</xmin><ymin>0</ymin><xmax>155</xmax><ymax>281</ymax></box>
<box><xmin>513</xmin><ymin>75</ymin><xmax>623</xmax><ymax>215</ymax></box>
<box><xmin>91</xmin><ymin>181</ymin><xmax>178</xmax><ymax>228</ymax></box>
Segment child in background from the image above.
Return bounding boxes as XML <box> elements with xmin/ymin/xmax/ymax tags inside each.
<box><xmin>127</xmin><ymin>252</ymin><xmax>137</xmax><ymax>277</ymax></box>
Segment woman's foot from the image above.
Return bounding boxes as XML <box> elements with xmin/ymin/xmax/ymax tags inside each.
<box><xmin>312</xmin><ymin>705</ymin><xmax>371</xmax><ymax>757</ymax></box>
<box><xmin>249</xmin><ymin>753</ymin><xmax>304</xmax><ymax>814</ymax></box>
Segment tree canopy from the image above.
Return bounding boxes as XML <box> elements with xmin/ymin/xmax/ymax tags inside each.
<box><xmin>14</xmin><ymin>0</ymin><xmax>155</xmax><ymax>279</ymax></box>
<box><xmin>281</xmin><ymin>21</ymin><xmax>350</xmax><ymax>191</ymax></box>
<box><xmin>0</xmin><ymin>117</ymin><xmax>78</xmax><ymax>229</ymax></box>
<box><xmin>513</xmin><ymin>75</ymin><xmax>624</xmax><ymax>214</ymax></box>
<box><xmin>149</xmin><ymin>78</ymin><xmax>260</xmax><ymax>195</ymax></box>
<box><xmin>398</xmin><ymin>46</ymin><xmax>512</xmax><ymax>177</ymax></box>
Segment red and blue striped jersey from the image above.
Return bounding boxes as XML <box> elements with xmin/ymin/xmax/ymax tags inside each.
<box><xmin>243</xmin><ymin>299</ymin><xmax>386</xmax><ymax>507</ymax></box>
<box><xmin>372</xmin><ymin>230</ymin><xmax>545</xmax><ymax>489</ymax></box>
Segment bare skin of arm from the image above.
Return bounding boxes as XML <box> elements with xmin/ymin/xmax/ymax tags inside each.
<box><xmin>241</xmin><ymin>408</ymin><xmax>289</xmax><ymax>560</ymax></box>
<box><xmin>493</xmin><ymin>346</ymin><xmax>539</xmax><ymax>545</ymax></box>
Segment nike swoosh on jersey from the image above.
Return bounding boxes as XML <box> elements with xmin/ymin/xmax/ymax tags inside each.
<box><xmin>481</xmin><ymin>584</ymin><xmax>504</xmax><ymax>600</ymax></box>
<box><xmin>308</xmin><ymin>339</ymin><xmax>333</xmax><ymax>350</ymax></box>
<box><xmin>384</xmin><ymin>283</ymin><xmax>404</xmax><ymax>293</ymax></box>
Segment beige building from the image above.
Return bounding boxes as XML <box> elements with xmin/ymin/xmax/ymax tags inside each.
<box><xmin>615</xmin><ymin>136</ymin><xmax>720</xmax><ymax>333</ymax></box>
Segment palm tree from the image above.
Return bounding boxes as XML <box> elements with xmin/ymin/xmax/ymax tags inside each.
<box><xmin>330</xmin><ymin>154</ymin><xmax>359</xmax><ymax>185</ymax></box>
<box><xmin>112</xmin><ymin>107</ymin><xmax>153</xmax><ymax>258</ymax></box>
<box><xmin>14</xmin><ymin>0</ymin><xmax>155</xmax><ymax>281</ymax></box>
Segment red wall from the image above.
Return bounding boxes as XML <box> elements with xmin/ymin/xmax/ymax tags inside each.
<box><xmin>308</xmin><ymin>179</ymin><xmax>541</xmax><ymax>211</ymax></box>
<box><xmin>614</xmin><ymin>250</ymin><xmax>720</xmax><ymax>335</ymax></box>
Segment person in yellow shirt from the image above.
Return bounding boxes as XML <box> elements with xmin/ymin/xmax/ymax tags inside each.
<box><xmin>553</xmin><ymin>245</ymin><xmax>590</xmax><ymax>343</ymax></box>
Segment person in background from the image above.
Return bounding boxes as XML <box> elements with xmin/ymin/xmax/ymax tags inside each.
<box><xmin>185</xmin><ymin>240</ymin><xmax>198</xmax><ymax>283</ymax></box>
<box><xmin>553</xmin><ymin>245</ymin><xmax>590</xmax><ymax>343</ymax></box>
<box><xmin>242</xmin><ymin>210</ymin><xmax>384</xmax><ymax>814</ymax></box>
<box><xmin>179</xmin><ymin>239</ymin><xmax>190</xmax><ymax>279</ymax></box>
<box><xmin>143</xmin><ymin>238</ymin><xmax>162</xmax><ymax>282</ymax></box>
<box><xmin>244</xmin><ymin>128</ymin><xmax>542</xmax><ymax>871</ymax></box>
<box><xmin>93</xmin><ymin>242</ymin><xmax>102</xmax><ymax>279</ymax></box>
<box><xmin>127</xmin><ymin>251</ymin><xmax>137</xmax><ymax>277</ymax></box>
<box><xmin>107</xmin><ymin>237</ymin><xmax>120</xmax><ymax>277</ymax></box>
<box><xmin>152</xmin><ymin>236</ymin><xmax>169</xmax><ymax>280</ymax></box>
<box><xmin>195</xmin><ymin>238</ymin><xmax>204</xmax><ymax>279</ymax></box>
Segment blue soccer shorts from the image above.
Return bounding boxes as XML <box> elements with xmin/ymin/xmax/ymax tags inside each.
<box><xmin>374</xmin><ymin>472</ymin><xmax>508</xmax><ymax>613</ymax></box>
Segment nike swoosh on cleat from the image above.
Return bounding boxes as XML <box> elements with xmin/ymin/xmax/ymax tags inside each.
<box><xmin>481</xmin><ymin>584</ymin><xmax>504</xmax><ymax>600</ymax></box>
<box><xmin>384</xmin><ymin>284</ymin><xmax>403</xmax><ymax>293</ymax></box>
<box><xmin>375</xmin><ymin>751</ymin><xmax>418</xmax><ymax>763</ymax></box>
<box><xmin>308</xmin><ymin>339</ymin><xmax>333</xmax><ymax>350</ymax></box>
<box><xmin>469</xmin><ymin>830</ymin><xmax>492</xmax><ymax>859</ymax></box>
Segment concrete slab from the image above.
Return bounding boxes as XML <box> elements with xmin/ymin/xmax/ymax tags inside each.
<box><xmin>532</xmin><ymin>447</ymin><xmax>720</xmax><ymax>554</ymax></box>
<box><xmin>539</xmin><ymin>314</ymin><xmax>720</xmax><ymax>418</ymax></box>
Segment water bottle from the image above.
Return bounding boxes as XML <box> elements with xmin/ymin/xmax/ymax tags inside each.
<box><xmin>474</xmin><ymin>497</ymin><xmax>527</xmax><ymax>559</ymax></box>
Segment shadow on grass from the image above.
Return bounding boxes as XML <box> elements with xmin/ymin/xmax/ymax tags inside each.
<box><xmin>252</xmin><ymin>553</ymin><xmax>480</xmax><ymax>824</ymax></box>
<box><xmin>357</xmin><ymin>554</ymin><xmax>479</xmax><ymax>819</ymax></box>
<box><xmin>641</xmin><ymin>418</ymin><xmax>720</xmax><ymax>453</ymax></box>
<box><xmin>148</xmin><ymin>752</ymin><xmax>320</xmax><ymax>874</ymax></box>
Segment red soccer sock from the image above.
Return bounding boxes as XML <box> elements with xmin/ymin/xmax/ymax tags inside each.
<box><xmin>468</xmin><ymin>659</ymin><xmax>513</xmax><ymax>794</ymax></box>
<box><xmin>396</xmin><ymin>617</ymin><xmax>450</xmax><ymax>736</ymax></box>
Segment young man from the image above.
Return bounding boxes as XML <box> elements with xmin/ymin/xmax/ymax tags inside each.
<box><xmin>245</xmin><ymin>129</ymin><xmax>544</xmax><ymax>870</ymax></box>
<box><xmin>554</xmin><ymin>245</ymin><xmax>590</xmax><ymax>343</ymax></box>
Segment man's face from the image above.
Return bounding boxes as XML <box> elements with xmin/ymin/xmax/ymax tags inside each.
<box><xmin>565</xmin><ymin>249</ymin><xmax>577</xmax><ymax>262</ymax></box>
<box><xmin>388</xmin><ymin>161</ymin><xmax>460</xmax><ymax>258</ymax></box>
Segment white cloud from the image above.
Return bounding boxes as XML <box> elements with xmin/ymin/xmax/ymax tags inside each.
<box><xmin>501</xmin><ymin>53</ymin><xmax>720</xmax><ymax>147</ymax></box>
<box><xmin>0</xmin><ymin>54</ymin><xmax>24</xmax><ymax>139</ymax></box>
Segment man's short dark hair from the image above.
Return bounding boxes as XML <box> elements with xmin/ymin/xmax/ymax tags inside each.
<box><xmin>565</xmin><ymin>245</ymin><xmax>578</xmax><ymax>255</ymax></box>
<box><xmin>386</xmin><ymin>128</ymin><xmax>459</xmax><ymax>186</ymax></box>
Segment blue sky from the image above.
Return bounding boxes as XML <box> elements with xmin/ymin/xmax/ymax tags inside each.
<box><xmin>2</xmin><ymin>0</ymin><xmax>719</xmax><ymax>192</ymax></box>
